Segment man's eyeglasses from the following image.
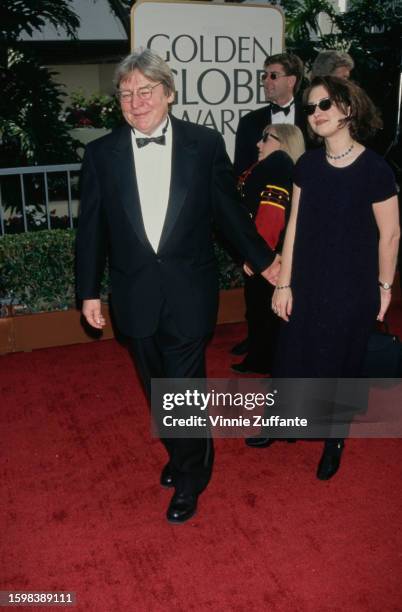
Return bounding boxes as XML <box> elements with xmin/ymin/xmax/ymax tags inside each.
<box><xmin>303</xmin><ymin>97</ymin><xmax>333</xmax><ymax>116</ymax></box>
<box><xmin>260</xmin><ymin>71</ymin><xmax>288</xmax><ymax>82</ymax></box>
<box><xmin>116</xmin><ymin>82</ymin><xmax>162</xmax><ymax>102</ymax></box>
<box><xmin>262</xmin><ymin>131</ymin><xmax>281</xmax><ymax>143</ymax></box>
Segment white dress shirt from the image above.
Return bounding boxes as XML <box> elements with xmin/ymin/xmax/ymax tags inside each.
<box><xmin>270</xmin><ymin>98</ymin><xmax>296</xmax><ymax>125</ymax></box>
<box><xmin>131</xmin><ymin>117</ymin><xmax>172</xmax><ymax>252</ymax></box>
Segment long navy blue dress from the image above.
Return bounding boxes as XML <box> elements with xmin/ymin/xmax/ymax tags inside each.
<box><xmin>274</xmin><ymin>147</ymin><xmax>397</xmax><ymax>378</ymax></box>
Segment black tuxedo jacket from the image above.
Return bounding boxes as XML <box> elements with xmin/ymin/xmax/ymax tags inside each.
<box><xmin>76</xmin><ymin>116</ymin><xmax>273</xmax><ymax>338</ymax></box>
<box><xmin>234</xmin><ymin>101</ymin><xmax>307</xmax><ymax>176</ymax></box>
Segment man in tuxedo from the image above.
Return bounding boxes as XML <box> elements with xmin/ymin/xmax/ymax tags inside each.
<box><xmin>76</xmin><ymin>48</ymin><xmax>277</xmax><ymax>524</ymax></box>
<box><xmin>234</xmin><ymin>53</ymin><xmax>306</xmax><ymax>176</ymax></box>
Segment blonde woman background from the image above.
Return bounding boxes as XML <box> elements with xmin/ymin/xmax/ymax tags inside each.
<box><xmin>232</xmin><ymin>123</ymin><xmax>305</xmax><ymax>375</ymax></box>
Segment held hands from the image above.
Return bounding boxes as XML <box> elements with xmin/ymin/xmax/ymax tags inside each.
<box><xmin>272</xmin><ymin>286</ymin><xmax>293</xmax><ymax>322</ymax></box>
<box><xmin>82</xmin><ymin>299</ymin><xmax>106</xmax><ymax>329</ymax></box>
<box><xmin>377</xmin><ymin>287</ymin><xmax>392</xmax><ymax>322</ymax></box>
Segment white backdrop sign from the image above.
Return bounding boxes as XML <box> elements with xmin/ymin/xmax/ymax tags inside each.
<box><xmin>131</xmin><ymin>1</ymin><xmax>284</xmax><ymax>158</ymax></box>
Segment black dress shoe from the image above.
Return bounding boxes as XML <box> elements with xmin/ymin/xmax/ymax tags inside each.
<box><xmin>231</xmin><ymin>362</ymin><xmax>270</xmax><ymax>375</ymax></box>
<box><xmin>166</xmin><ymin>491</ymin><xmax>198</xmax><ymax>523</ymax></box>
<box><xmin>245</xmin><ymin>437</ymin><xmax>296</xmax><ymax>448</ymax></box>
<box><xmin>230</xmin><ymin>338</ymin><xmax>249</xmax><ymax>356</ymax></box>
<box><xmin>317</xmin><ymin>440</ymin><xmax>344</xmax><ymax>481</ymax></box>
<box><xmin>160</xmin><ymin>464</ymin><xmax>175</xmax><ymax>488</ymax></box>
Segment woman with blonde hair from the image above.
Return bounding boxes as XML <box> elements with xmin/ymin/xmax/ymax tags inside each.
<box><xmin>232</xmin><ymin>123</ymin><xmax>305</xmax><ymax>375</ymax></box>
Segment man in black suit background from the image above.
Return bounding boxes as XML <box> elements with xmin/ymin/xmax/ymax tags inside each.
<box><xmin>76</xmin><ymin>48</ymin><xmax>278</xmax><ymax>524</ymax></box>
<box><xmin>234</xmin><ymin>53</ymin><xmax>306</xmax><ymax>176</ymax></box>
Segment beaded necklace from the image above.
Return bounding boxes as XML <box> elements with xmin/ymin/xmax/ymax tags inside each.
<box><xmin>326</xmin><ymin>143</ymin><xmax>354</xmax><ymax>160</ymax></box>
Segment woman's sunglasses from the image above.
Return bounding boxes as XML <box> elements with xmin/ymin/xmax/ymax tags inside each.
<box><xmin>303</xmin><ymin>97</ymin><xmax>333</xmax><ymax>116</ymax></box>
<box><xmin>262</xmin><ymin>131</ymin><xmax>281</xmax><ymax>143</ymax></box>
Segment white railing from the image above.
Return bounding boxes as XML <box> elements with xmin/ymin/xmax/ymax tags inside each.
<box><xmin>0</xmin><ymin>163</ymin><xmax>82</xmax><ymax>235</ymax></box>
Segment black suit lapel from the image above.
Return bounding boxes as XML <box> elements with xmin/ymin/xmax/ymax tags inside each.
<box><xmin>158</xmin><ymin>116</ymin><xmax>197</xmax><ymax>252</ymax></box>
<box><xmin>110</xmin><ymin>125</ymin><xmax>151</xmax><ymax>249</ymax></box>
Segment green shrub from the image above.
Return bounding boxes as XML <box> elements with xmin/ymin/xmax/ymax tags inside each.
<box><xmin>0</xmin><ymin>230</ymin><xmax>243</xmax><ymax>313</ymax></box>
<box><xmin>0</xmin><ymin>230</ymin><xmax>77</xmax><ymax>312</ymax></box>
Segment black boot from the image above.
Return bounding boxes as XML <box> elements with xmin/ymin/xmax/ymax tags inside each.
<box><xmin>317</xmin><ymin>439</ymin><xmax>344</xmax><ymax>481</ymax></box>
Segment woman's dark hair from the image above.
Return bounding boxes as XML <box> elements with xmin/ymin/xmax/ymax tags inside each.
<box><xmin>303</xmin><ymin>76</ymin><xmax>383</xmax><ymax>142</ymax></box>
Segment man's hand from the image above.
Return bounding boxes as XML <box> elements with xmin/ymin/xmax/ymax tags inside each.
<box><xmin>82</xmin><ymin>299</ymin><xmax>106</xmax><ymax>329</ymax></box>
<box><xmin>260</xmin><ymin>254</ymin><xmax>281</xmax><ymax>286</ymax></box>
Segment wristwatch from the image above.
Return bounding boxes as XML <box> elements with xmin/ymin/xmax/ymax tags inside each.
<box><xmin>378</xmin><ymin>281</ymin><xmax>392</xmax><ymax>290</ymax></box>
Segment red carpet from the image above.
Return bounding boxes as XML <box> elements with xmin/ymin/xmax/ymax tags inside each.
<box><xmin>1</xmin><ymin>303</ymin><xmax>402</xmax><ymax>611</ymax></box>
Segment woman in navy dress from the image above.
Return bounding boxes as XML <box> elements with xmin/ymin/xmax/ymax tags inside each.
<box><xmin>272</xmin><ymin>76</ymin><xmax>400</xmax><ymax>479</ymax></box>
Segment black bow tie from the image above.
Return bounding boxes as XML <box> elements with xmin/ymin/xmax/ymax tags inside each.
<box><xmin>136</xmin><ymin>134</ymin><xmax>166</xmax><ymax>148</ymax></box>
<box><xmin>135</xmin><ymin>117</ymin><xmax>169</xmax><ymax>148</ymax></box>
<box><xmin>270</xmin><ymin>101</ymin><xmax>293</xmax><ymax>116</ymax></box>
